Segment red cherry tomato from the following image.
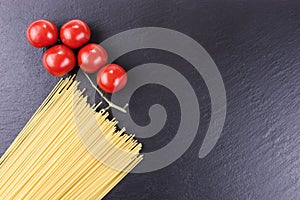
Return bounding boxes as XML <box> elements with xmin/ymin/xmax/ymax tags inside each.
<box><xmin>78</xmin><ymin>43</ymin><xmax>108</xmax><ymax>73</ymax></box>
<box><xmin>42</xmin><ymin>45</ymin><xmax>76</xmax><ymax>76</ymax></box>
<box><xmin>26</xmin><ymin>19</ymin><xmax>58</xmax><ymax>48</ymax></box>
<box><xmin>60</xmin><ymin>19</ymin><xmax>91</xmax><ymax>49</ymax></box>
<box><xmin>97</xmin><ymin>64</ymin><xmax>127</xmax><ymax>94</ymax></box>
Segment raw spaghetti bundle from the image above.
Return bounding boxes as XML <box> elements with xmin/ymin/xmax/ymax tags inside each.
<box><xmin>0</xmin><ymin>76</ymin><xmax>142</xmax><ymax>199</ymax></box>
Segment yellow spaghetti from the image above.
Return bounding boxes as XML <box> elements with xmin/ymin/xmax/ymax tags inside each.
<box><xmin>0</xmin><ymin>76</ymin><xmax>142</xmax><ymax>199</ymax></box>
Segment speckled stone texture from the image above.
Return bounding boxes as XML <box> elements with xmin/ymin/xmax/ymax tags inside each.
<box><xmin>1</xmin><ymin>0</ymin><xmax>300</xmax><ymax>199</ymax></box>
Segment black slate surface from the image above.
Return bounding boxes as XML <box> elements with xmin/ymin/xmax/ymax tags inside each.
<box><xmin>1</xmin><ymin>0</ymin><xmax>300</xmax><ymax>199</ymax></box>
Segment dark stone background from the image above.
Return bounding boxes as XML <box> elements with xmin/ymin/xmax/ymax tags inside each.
<box><xmin>1</xmin><ymin>0</ymin><xmax>300</xmax><ymax>199</ymax></box>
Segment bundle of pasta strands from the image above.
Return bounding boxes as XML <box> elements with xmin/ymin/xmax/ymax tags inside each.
<box><xmin>0</xmin><ymin>76</ymin><xmax>142</xmax><ymax>199</ymax></box>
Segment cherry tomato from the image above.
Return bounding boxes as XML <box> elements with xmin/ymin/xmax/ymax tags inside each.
<box><xmin>42</xmin><ymin>45</ymin><xmax>76</xmax><ymax>76</ymax></box>
<box><xmin>26</xmin><ymin>19</ymin><xmax>58</xmax><ymax>48</ymax></box>
<box><xmin>78</xmin><ymin>43</ymin><xmax>108</xmax><ymax>73</ymax></box>
<box><xmin>60</xmin><ymin>19</ymin><xmax>91</xmax><ymax>49</ymax></box>
<box><xmin>97</xmin><ymin>64</ymin><xmax>127</xmax><ymax>93</ymax></box>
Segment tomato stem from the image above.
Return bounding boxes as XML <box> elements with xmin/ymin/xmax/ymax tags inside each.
<box><xmin>83</xmin><ymin>72</ymin><xmax>128</xmax><ymax>113</ymax></box>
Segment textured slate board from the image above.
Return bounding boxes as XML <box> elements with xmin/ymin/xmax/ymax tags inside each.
<box><xmin>1</xmin><ymin>0</ymin><xmax>300</xmax><ymax>199</ymax></box>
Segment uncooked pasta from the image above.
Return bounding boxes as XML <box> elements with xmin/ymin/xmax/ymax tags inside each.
<box><xmin>0</xmin><ymin>76</ymin><xmax>142</xmax><ymax>199</ymax></box>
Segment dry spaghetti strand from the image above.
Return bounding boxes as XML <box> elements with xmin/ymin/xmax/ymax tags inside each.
<box><xmin>0</xmin><ymin>76</ymin><xmax>142</xmax><ymax>200</ymax></box>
